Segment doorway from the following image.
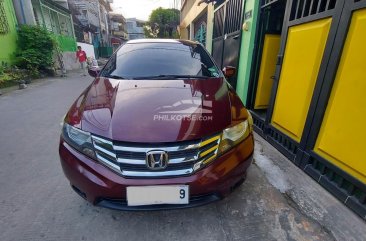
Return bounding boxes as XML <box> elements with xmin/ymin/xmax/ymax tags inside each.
<box><xmin>247</xmin><ymin>0</ymin><xmax>286</xmax><ymax>130</ymax></box>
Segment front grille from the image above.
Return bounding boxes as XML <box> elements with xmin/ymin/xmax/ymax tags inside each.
<box><xmin>91</xmin><ymin>134</ymin><xmax>221</xmax><ymax>178</ymax></box>
<box><xmin>116</xmin><ymin>149</ymin><xmax>198</xmax><ymax>160</ymax></box>
<box><xmin>119</xmin><ymin>162</ymin><xmax>193</xmax><ymax>172</ymax></box>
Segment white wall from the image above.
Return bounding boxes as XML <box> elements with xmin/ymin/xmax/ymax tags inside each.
<box><xmin>54</xmin><ymin>51</ymin><xmax>80</xmax><ymax>72</ymax></box>
<box><xmin>62</xmin><ymin>52</ymin><xmax>80</xmax><ymax>71</ymax></box>
<box><xmin>76</xmin><ymin>42</ymin><xmax>96</xmax><ymax>59</ymax></box>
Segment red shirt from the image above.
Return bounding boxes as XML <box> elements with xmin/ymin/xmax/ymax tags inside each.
<box><xmin>76</xmin><ymin>50</ymin><xmax>87</xmax><ymax>62</ymax></box>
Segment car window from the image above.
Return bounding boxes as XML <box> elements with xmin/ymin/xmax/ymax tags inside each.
<box><xmin>100</xmin><ymin>42</ymin><xmax>221</xmax><ymax>79</ymax></box>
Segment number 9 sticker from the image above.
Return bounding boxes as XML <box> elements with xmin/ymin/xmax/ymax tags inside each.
<box><xmin>180</xmin><ymin>189</ymin><xmax>186</xmax><ymax>199</ymax></box>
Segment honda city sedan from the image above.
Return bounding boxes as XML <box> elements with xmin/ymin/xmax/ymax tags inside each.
<box><xmin>59</xmin><ymin>39</ymin><xmax>254</xmax><ymax>210</ymax></box>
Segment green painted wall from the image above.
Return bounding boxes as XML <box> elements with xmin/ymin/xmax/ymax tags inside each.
<box><xmin>236</xmin><ymin>0</ymin><xmax>260</xmax><ymax>106</ymax></box>
<box><xmin>0</xmin><ymin>0</ymin><xmax>18</xmax><ymax>64</ymax></box>
<box><xmin>55</xmin><ymin>34</ymin><xmax>77</xmax><ymax>52</ymax></box>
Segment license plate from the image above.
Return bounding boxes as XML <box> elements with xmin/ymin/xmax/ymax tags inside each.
<box><xmin>127</xmin><ymin>185</ymin><xmax>189</xmax><ymax>206</ymax></box>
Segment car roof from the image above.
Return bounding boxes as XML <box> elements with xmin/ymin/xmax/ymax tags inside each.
<box><xmin>126</xmin><ymin>39</ymin><xmax>199</xmax><ymax>47</ymax></box>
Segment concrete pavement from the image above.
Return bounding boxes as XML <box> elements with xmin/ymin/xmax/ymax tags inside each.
<box><xmin>0</xmin><ymin>71</ymin><xmax>365</xmax><ymax>241</ymax></box>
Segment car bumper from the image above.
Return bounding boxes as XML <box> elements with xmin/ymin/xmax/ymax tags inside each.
<box><xmin>59</xmin><ymin>135</ymin><xmax>254</xmax><ymax>210</ymax></box>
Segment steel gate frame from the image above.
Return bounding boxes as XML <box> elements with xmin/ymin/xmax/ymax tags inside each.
<box><xmin>212</xmin><ymin>2</ymin><xmax>227</xmax><ymax>69</ymax></box>
<box><xmin>251</xmin><ymin>0</ymin><xmax>366</xmax><ymax>219</ymax></box>
<box><xmin>300</xmin><ymin>0</ymin><xmax>366</xmax><ymax>220</ymax></box>
<box><xmin>212</xmin><ymin>0</ymin><xmax>245</xmax><ymax>88</ymax></box>
<box><xmin>265</xmin><ymin>0</ymin><xmax>345</xmax><ymax>162</ymax></box>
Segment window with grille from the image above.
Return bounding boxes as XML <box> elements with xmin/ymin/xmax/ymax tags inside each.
<box><xmin>195</xmin><ymin>23</ymin><xmax>207</xmax><ymax>46</ymax></box>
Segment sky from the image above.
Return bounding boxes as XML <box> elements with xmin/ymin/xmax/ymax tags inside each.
<box><xmin>111</xmin><ymin>0</ymin><xmax>180</xmax><ymax>21</ymax></box>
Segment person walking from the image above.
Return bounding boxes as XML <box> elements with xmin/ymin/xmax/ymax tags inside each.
<box><xmin>76</xmin><ymin>46</ymin><xmax>87</xmax><ymax>76</ymax></box>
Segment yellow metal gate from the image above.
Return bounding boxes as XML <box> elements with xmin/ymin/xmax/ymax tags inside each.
<box><xmin>265</xmin><ymin>0</ymin><xmax>343</xmax><ymax>160</ymax></box>
<box><xmin>254</xmin><ymin>34</ymin><xmax>280</xmax><ymax>109</ymax></box>
<box><xmin>271</xmin><ymin>18</ymin><xmax>331</xmax><ymax>142</ymax></box>
<box><xmin>314</xmin><ymin>8</ymin><xmax>366</xmax><ymax>186</ymax></box>
<box><xmin>253</xmin><ymin>0</ymin><xmax>366</xmax><ymax>218</ymax></box>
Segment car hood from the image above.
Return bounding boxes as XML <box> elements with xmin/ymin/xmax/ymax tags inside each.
<box><xmin>66</xmin><ymin>77</ymin><xmax>232</xmax><ymax>142</ymax></box>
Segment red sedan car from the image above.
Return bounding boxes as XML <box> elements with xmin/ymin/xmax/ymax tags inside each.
<box><xmin>59</xmin><ymin>39</ymin><xmax>254</xmax><ymax>210</ymax></box>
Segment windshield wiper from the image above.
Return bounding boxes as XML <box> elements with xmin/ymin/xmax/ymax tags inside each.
<box><xmin>103</xmin><ymin>74</ymin><xmax>126</xmax><ymax>79</ymax></box>
<box><xmin>131</xmin><ymin>75</ymin><xmax>209</xmax><ymax>80</ymax></box>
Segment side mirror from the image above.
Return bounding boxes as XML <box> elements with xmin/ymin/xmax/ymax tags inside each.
<box><xmin>88</xmin><ymin>66</ymin><xmax>101</xmax><ymax>77</ymax></box>
<box><xmin>223</xmin><ymin>66</ymin><xmax>236</xmax><ymax>78</ymax></box>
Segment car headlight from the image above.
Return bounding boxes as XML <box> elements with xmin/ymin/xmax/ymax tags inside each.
<box><xmin>218</xmin><ymin>115</ymin><xmax>253</xmax><ymax>155</ymax></box>
<box><xmin>193</xmin><ymin>114</ymin><xmax>253</xmax><ymax>172</ymax></box>
<box><xmin>62</xmin><ymin>123</ymin><xmax>96</xmax><ymax>159</ymax></box>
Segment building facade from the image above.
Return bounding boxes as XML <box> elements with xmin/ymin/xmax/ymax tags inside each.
<box><xmin>68</xmin><ymin>0</ymin><xmax>113</xmax><ymax>58</ymax></box>
<box><xmin>68</xmin><ymin>0</ymin><xmax>100</xmax><ymax>44</ymax></box>
<box><xmin>126</xmin><ymin>18</ymin><xmax>145</xmax><ymax>40</ymax></box>
<box><xmin>12</xmin><ymin>0</ymin><xmax>77</xmax><ymax>70</ymax></box>
<box><xmin>97</xmin><ymin>0</ymin><xmax>111</xmax><ymax>46</ymax></box>
<box><xmin>109</xmin><ymin>12</ymin><xmax>127</xmax><ymax>51</ymax></box>
<box><xmin>179</xmin><ymin>0</ymin><xmax>214</xmax><ymax>53</ymax></box>
<box><xmin>0</xmin><ymin>0</ymin><xmax>18</xmax><ymax>64</ymax></box>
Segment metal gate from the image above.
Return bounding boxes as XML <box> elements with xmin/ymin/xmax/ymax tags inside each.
<box><xmin>265</xmin><ymin>0</ymin><xmax>344</xmax><ymax>160</ymax></box>
<box><xmin>247</xmin><ymin>0</ymin><xmax>285</xmax><ymax>113</ymax></box>
<box><xmin>302</xmin><ymin>0</ymin><xmax>366</xmax><ymax>218</ymax></box>
<box><xmin>255</xmin><ymin>0</ymin><xmax>366</xmax><ymax>218</ymax></box>
<box><xmin>212</xmin><ymin>0</ymin><xmax>245</xmax><ymax>88</ymax></box>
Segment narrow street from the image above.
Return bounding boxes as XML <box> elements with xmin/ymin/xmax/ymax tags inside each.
<box><xmin>0</xmin><ymin>72</ymin><xmax>364</xmax><ymax>241</ymax></box>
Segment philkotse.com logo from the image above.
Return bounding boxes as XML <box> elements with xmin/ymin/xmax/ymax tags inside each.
<box><xmin>153</xmin><ymin>99</ymin><xmax>213</xmax><ymax>121</ymax></box>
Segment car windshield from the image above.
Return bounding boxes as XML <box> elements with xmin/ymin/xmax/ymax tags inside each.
<box><xmin>100</xmin><ymin>42</ymin><xmax>221</xmax><ymax>79</ymax></box>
